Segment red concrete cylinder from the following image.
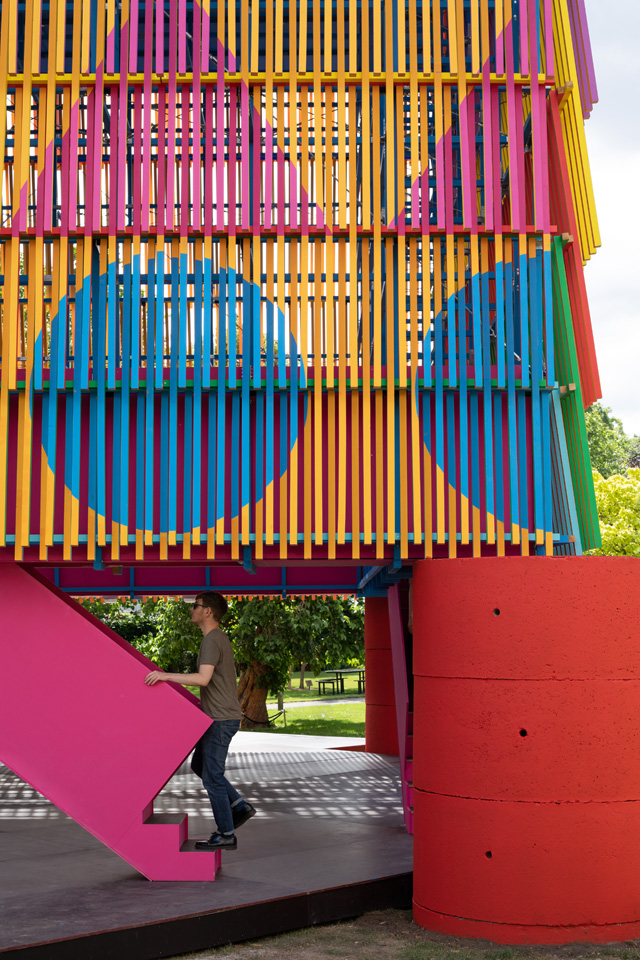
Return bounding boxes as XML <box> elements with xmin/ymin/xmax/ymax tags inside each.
<box><xmin>364</xmin><ymin>597</ymin><xmax>399</xmax><ymax>755</ymax></box>
<box><xmin>412</xmin><ymin>557</ymin><xmax>640</xmax><ymax>944</ymax></box>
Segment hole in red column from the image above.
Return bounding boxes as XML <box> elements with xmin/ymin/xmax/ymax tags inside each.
<box><xmin>493</xmin><ymin>608</ymin><xmax>500</xmax><ymax>616</ymax></box>
<box><xmin>485</xmin><ymin>851</ymin><xmax>493</xmax><ymax>858</ymax></box>
<box><xmin>519</xmin><ymin>729</ymin><xmax>528</xmax><ymax>737</ymax></box>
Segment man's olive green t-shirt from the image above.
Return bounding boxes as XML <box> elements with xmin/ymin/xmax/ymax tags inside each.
<box><xmin>197</xmin><ymin>628</ymin><xmax>242</xmax><ymax>721</ymax></box>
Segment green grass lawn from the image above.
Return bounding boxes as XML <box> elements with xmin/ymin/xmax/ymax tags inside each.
<box><xmin>259</xmin><ymin>701</ymin><xmax>365</xmax><ymax>737</ymax></box>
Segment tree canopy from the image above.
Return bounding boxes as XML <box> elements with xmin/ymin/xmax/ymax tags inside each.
<box><xmin>585</xmin><ymin>402</ymin><xmax>639</xmax><ymax>478</ymax></box>
<box><xmin>589</xmin><ymin>469</ymin><xmax>640</xmax><ymax>557</ymax></box>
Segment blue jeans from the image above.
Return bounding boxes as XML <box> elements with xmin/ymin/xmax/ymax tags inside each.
<box><xmin>197</xmin><ymin>720</ymin><xmax>241</xmax><ymax>834</ymax></box>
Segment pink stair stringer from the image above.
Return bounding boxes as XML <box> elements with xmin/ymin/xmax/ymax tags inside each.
<box><xmin>387</xmin><ymin>584</ymin><xmax>414</xmax><ymax>834</ymax></box>
<box><xmin>0</xmin><ymin>563</ymin><xmax>221</xmax><ymax>880</ymax></box>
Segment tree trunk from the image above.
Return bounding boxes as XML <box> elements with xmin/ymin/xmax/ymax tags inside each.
<box><xmin>298</xmin><ymin>662</ymin><xmax>307</xmax><ymax>689</ymax></box>
<box><xmin>237</xmin><ymin>661</ymin><xmax>270</xmax><ymax>730</ymax></box>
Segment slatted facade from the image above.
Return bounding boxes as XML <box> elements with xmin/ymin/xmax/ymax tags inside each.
<box><xmin>0</xmin><ymin>0</ymin><xmax>601</xmax><ymax>565</ymax></box>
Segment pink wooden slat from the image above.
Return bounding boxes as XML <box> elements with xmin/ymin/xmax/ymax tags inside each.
<box><xmin>492</xmin><ymin>86</ymin><xmax>502</xmax><ymax>230</ymax></box>
<box><xmin>192</xmin><ymin>0</ymin><xmax>202</xmax><ymax>230</ymax></box>
<box><xmin>179</xmin><ymin>0</ymin><xmax>187</xmax><ymax>73</ymax></box>
<box><xmin>482</xmin><ymin>68</ymin><xmax>493</xmax><ymax>231</ymax></box>
<box><xmin>141</xmin><ymin>47</ymin><xmax>151</xmax><ymax>232</ymax></box>
<box><xmin>109</xmin><ymin>85</ymin><xmax>119</xmax><ymax>232</ymax></box>
<box><xmin>128</xmin><ymin>0</ymin><xmax>139</xmax><ymax>73</ymax></box>
<box><xmin>216</xmin><ymin>42</ymin><xmax>225</xmax><ymax>230</ymax></box>
<box><xmin>93</xmin><ymin>67</ymin><xmax>105</xmax><ymax>229</ymax></box>
<box><xmin>181</xmin><ymin>85</ymin><xmax>190</xmax><ymax>232</ymax></box>
<box><xmin>117</xmin><ymin>26</ymin><xmax>130</xmax><ymax>230</ymax></box>
<box><xmin>156</xmin><ymin>0</ymin><xmax>164</xmax><ymax>73</ymax></box>
<box><xmin>133</xmin><ymin>86</ymin><xmax>143</xmax><ymax>234</ymax></box>
<box><xmin>228</xmin><ymin>85</ymin><xmax>237</xmax><ymax>234</ymax></box>
<box><xmin>241</xmin><ymin>83</ymin><xmax>250</xmax><ymax>231</ymax></box>
<box><xmin>157</xmin><ymin>86</ymin><xmax>168</xmax><ymax>232</ymax></box>
<box><xmin>519</xmin><ymin>0</ymin><xmax>529</xmax><ymax>76</ymax></box>
<box><xmin>204</xmin><ymin>85</ymin><xmax>214</xmax><ymax>232</ymax></box>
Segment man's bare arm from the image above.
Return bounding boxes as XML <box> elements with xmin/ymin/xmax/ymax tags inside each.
<box><xmin>144</xmin><ymin>663</ymin><xmax>215</xmax><ymax>687</ymax></box>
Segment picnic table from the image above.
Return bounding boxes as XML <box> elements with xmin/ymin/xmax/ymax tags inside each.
<box><xmin>325</xmin><ymin>668</ymin><xmax>365</xmax><ymax>695</ymax></box>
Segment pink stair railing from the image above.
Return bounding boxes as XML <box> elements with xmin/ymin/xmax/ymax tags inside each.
<box><xmin>0</xmin><ymin>564</ymin><xmax>220</xmax><ymax>880</ymax></box>
<box><xmin>387</xmin><ymin>584</ymin><xmax>414</xmax><ymax>834</ymax></box>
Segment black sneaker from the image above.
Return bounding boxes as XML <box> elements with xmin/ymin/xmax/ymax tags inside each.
<box><xmin>232</xmin><ymin>801</ymin><xmax>256</xmax><ymax>830</ymax></box>
<box><xmin>195</xmin><ymin>832</ymin><xmax>237</xmax><ymax>850</ymax></box>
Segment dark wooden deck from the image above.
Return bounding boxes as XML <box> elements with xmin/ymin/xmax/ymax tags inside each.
<box><xmin>0</xmin><ymin>733</ymin><xmax>413</xmax><ymax>960</ymax></box>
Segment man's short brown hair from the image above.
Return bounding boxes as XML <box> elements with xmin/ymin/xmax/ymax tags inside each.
<box><xmin>195</xmin><ymin>591</ymin><xmax>228</xmax><ymax>623</ymax></box>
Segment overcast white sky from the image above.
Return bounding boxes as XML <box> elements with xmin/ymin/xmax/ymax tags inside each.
<box><xmin>583</xmin><ymin>0</ymin><xmax>640</xmax><ymax>434</ymax></box>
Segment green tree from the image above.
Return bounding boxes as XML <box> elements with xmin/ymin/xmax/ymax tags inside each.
<box><xmin>229</xmin><ymin>596</ymin><xmax>364</xmax><ymax>729</ymax></box>
<box><xmin>81</xmin><ymin>597</ymin><xmax>201</xmax><ymax>673</ymax></box>
<box><xmin>589</xmin><ymin>469</ymin><xmax>640</xmax><ymax>557</ymax></box>
<box><xmin>82</xmin><ymin>594</ymin><xmax>364</xmax><ymax>729</ymax></box>
<box><xmin>585</xmin><ymin>403</ymin><xmax>633</xmax><ymax>478</ymax></box>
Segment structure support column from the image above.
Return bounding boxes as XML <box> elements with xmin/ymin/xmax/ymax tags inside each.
<box><xmin>412</xmin><ymin>556</ymin><xmax>640</xmax><ymax>944</ymax></box>
<box><xmin>364</xmin><ymin>597</ymin><xmax>399</xmax><ymax>756</ymax></box>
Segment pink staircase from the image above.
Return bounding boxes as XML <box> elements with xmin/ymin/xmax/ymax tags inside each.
<box><xmin>0</xmin><ymin>564</ymin><xmax>220</xmax><ymax>880</ymax></box>
<box><xmin>387</xmin><ymin>584</ymin><xmax>414</xmax><ymax>833</ymax></box>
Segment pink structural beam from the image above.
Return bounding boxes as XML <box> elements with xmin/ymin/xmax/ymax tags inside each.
<box><xmin>0</xmin><ymin>564</ymin><xmax>220</xmax><ymax>881</ymax></box>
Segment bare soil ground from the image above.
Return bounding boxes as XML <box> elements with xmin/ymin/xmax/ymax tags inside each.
<box><xmin>173</xmin><ymin>909</ymin><xmax>640</xmax><ymax>960</ymax></box>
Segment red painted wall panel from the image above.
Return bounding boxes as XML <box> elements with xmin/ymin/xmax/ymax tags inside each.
<box><xmin>414</xmin><ymin>557</ymin><xmax>640</xmax><ymax>680</ymax></box>
<box><xmin>412</xmin><ymin>557</ymin><xmax>640</xmax><ymax>944</ymax></box>
<box><xmin>414</xmin><ymin>676</ymin><xmax>640</xmax><ymax>801</ymax></box>
<box><xmin>365</xmin><ymin>598</ymin><xmax>399</xmax><ymax>756</ymax></box>
<box><xmin>414</xmin><ymin>791</ymin><xmax>640</xmax><ymax>927</ymax></box>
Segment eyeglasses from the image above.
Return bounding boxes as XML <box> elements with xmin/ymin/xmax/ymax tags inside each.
<box><xmin>192</xmin><ymin>602</ymin><xmax>205</xmax><ymax>609</ymax></box>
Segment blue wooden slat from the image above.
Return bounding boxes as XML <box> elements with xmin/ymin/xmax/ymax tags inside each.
<box><xmin>518</xmin><ymin>238</ymin><xmax>530</xmax><ymax>389</ymax></box>
<box><xmin>481</xmin><ymin>248</ymin><xmax>494</xmax><ymax>539</ymax></box>
<box><xmin>457</xmin><ymin>251</ymin><xmax>469</xmax><ymax>534</ymax></box>
<box><xmin>130</xmin><ymin>246</ymin><xmax>140</xmax><ymax>390</ymax></box>
<box><xmin>494</xmin><ymin>391</ymin><xmax>504</xmax><ymax>545</ymax></box>
<box><xmin>136</xmin><ymin>393</ymin><xmax>144</xmax><ymax>541</ymax></box>
<box><xmin>160</xmin><ymin>391</ymin><xmax>169</xmax><ymax>538</ymax></box>
<box><xmin>112</xmin><ymin>391</ymin><xmax>122</xmax><ymax>542</ymax></box>
<box><xmin>178</xmin><ymin>244</ymin><xmax>188</xmax><ymax>389</ymax></box>
<box><xmin>192</xmin><ymin>247</ymin><xmax>203</xmax><ymax>537</ymax></box>
<box><xmin>241</xmin><ymin>274</ymin><xmax>252</xmax><ymax>536</ymax></box>
<box><xmin>216</xmin><ymin>254</ymin><xmax>228</xmax><ymax>537</ymax></box>
<box><xmin>518</xmin><ymin>392</ymin><xmax>529</xmax><ymax>546</ymax></box>
<box><xmin>203</xmin><ymin>244</ymin><xmax>212</xmax><ymax>389</ymax></box>
<box><xmin>544</xmin><ymin>245</ymin><xmax>554</xmax><ymax>384</ymax></box>
<box><xmin>106</xmin><ymin>248</ymin><xmax>117</xmax><ymax>390</ymax></box>
<box><xmin>228</xmin><ymin>258</ymin><xmax>237</xmax><ymax>389</ymax></box>
<box><xmin>208</xmin><ymin>391</ymin><xmax>217</xmax><ymax>539</ymax></box>
<box><xmin>155</xmin><ymin>243</ymin><xmax>165</xmax><ymax>390</ymax></box>
<box><xmin>183</xmin><ymin>392</ymin><xmax>193</xmax><ymax>539</ymax></box>
<box><xmin>530</xmin><ymin>247</ymin><xmax>544</xmax><ymax>541</ymax></box>
<box><xmin>470</xmin><ymin>391</ymin><xmax>480</xmax><ymax>546</ymax></box>
<box><xmin>495</xmin><ymin>242</ymin><xmax>505</xmax><ymax>387</ymax></box>
<box><xmin>505</xmin><ymin>250</ymin><xmax>519</xmax><ymax>537</ymax></box>
<box><xmin>231</xmin><ymin>391</ymin><xmax>240</xmax><ymax>533</ymax></box>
